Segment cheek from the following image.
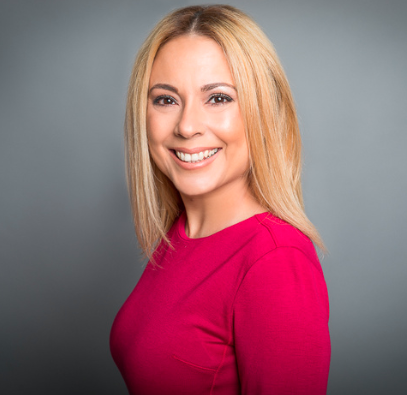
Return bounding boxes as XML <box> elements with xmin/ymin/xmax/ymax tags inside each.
<box><xmin>146</xmin><ymin>111</ymin><xmax>160</xmax><ymax>144</ymax></box>
<box><xmin>147</xmin><ymin>116</ymin><xmax>167</xmax><ymax>156</ymax></box>
<box><xmin>229</xmin><ymin>114</ymin><xmax>250</xmax><ymax>169</ymax></box>
<box><xmin>214</xmin><ymin>109</ymin><xmax>247</xmax><ymax>147</ymax></box>
<box><xmin>147</xmin><ymin>107</ymin><xmax>178</xmax><ymax>145</ymax></box>
<box><xmin>146</xmin><ymin>120</ymin><xmax>165</xmax><ymax>171</ymax></box>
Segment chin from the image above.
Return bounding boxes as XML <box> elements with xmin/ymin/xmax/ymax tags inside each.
<box><xmin>178</xmin><ymin>188</ymin><xmax>215</xmax><ymax>199</ymax></box>
<box><xmin>175</xmin><ymin>181</ymin><xmax>218</xmax><ymax>199</ymax></box>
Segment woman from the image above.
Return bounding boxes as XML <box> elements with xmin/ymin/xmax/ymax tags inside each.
<box><xmin>110</xmin><ymin>5</ymin><xmax>330</xmax><ymax>394</ymax></box>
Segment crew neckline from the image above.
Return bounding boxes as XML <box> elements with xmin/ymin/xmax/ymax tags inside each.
<box><xmin>176</xmin><ymin>211</ymin><xmax>270</xmax><ymax>242</ymax></box>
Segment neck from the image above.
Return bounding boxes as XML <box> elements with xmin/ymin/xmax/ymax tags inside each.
<box><xmin>180</xmin><ymin>177</ymin><xmax>265</xmax><ymax>239</ymax></box>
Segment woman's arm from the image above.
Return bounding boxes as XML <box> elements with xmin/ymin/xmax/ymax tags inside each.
<box><xmin>233</xmin><ymin>246</ymin><xmax>331</xmax><ymax>394</ymax></box>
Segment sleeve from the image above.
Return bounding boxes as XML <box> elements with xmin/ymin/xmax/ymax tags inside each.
<box><xmin>233</xmin><ymin>247</ymin><xmax>331</xmax><ymax>395</ymax></box>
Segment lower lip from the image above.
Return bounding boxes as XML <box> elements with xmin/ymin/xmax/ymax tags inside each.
<box><xmin>169</xmin><ymin>149</ymin><xmax>221</xmax><ymax>170</ymax></box>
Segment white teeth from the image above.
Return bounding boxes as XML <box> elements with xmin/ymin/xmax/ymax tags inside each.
<box><xmin>175</xmin><ymin>148</ymin><xmax>219</xmax><ymax>163</ymax></box>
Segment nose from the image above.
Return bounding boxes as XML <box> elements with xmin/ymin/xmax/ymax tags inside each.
<box><xmin>175</xmin><ymin>100</ymin><xmax>205</xmax><ymax>139</ymax></box>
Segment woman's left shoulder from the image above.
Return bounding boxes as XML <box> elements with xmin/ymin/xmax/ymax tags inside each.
<box><xmin>252</xmin><ymin>212</ymin><xmax>320</xmax><ymax>267</ymax></box>
<box><xmin>237</xmin><ymin>213</ymin><xmax>330</xmax><ymax>322</ymax></box>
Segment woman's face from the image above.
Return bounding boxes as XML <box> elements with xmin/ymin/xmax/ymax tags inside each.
<box><xmin>147</xmin><ymin>35</ymin><xmax>249</xmax><ymax>199</ymax></box>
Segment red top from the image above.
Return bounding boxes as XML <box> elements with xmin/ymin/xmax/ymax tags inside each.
<box><xmin>110</xmin><ymin>212</ymin><xmax>331</xmax><ymax>394</ymax></box>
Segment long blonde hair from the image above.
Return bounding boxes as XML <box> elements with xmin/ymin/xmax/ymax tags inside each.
<box><xmin>125</xmin><ymin>4</ymin><xmax>324</xmax><ymax>259</ymax></box>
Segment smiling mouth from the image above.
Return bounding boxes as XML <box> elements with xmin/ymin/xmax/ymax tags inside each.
<box><xmin>174</xmin><ymin>148</ymin><xmax>220</xmax><ymax>163</ymax></box>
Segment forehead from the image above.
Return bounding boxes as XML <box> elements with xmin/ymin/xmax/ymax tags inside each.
<box><xmin>149</xmin><ymin>35</ymin><xmax>234</xmax><ymax>87</ymax></box>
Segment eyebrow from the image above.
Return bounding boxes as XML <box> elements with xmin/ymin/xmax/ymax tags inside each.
<box><xmin>149</xmin><ymin>84</ymin><xmax>178</xmax><ymax>95</ymax></box>
<box><xmin>148</xmin><ymin>82</ymin><xmax>236</xmax><ymax>95</ymax></box>
<box><xmin>201</xmin><ymin>82</ymin><xmax>236</xmax><ymax>92</ymax></box>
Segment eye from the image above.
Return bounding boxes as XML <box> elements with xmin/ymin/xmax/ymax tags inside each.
<box><xmin>207</xmin><ymin>93</ymin><xmax>233</xmax><ymax>105</ymax></box>
<box><xmin>153</xmin><ymin>95</ymin><xmax>177</xmax><ymax>106</ymax></box>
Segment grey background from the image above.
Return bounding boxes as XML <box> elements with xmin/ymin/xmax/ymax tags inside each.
<box><xmin>1</xmin><ymin>0</ymin><xmax>406</xmax><ymax>394</ymax></box>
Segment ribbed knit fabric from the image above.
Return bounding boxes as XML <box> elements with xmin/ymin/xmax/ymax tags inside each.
<box><xmin>110</xmin><ymin>212</ymin><xmax>331</xmax><ymax>394</ymax></box>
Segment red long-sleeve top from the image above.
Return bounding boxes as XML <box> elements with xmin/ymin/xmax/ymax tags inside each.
<box><xmin>110</xmin><ymin>212</ymin><xmax>331</xmax><ymax>394</ymax></box>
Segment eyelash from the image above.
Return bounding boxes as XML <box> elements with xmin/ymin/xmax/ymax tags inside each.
<box><xmin>153</xmin><ymin>95</ymin><xmax>176</xmax><ymax>106</ymax></box>
<box><xmin>152</xmin><ymin>93</ymin><xmax>233</xmax><ymax>107</ymax></box>
<box><xmin>208</xmin><ymin>93</ymin><xmax>233</xmax><ymax>105</ymax></box>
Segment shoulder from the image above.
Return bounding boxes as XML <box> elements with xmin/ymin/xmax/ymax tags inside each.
<box><xmin>251</xmin><ymin>212</ymin><xmax>320</xmax><ymax>267</ymax></box>
<box><xmin>234</xmin><ymin>215</ymin><xmax>329</xmax><ymax>319</ymax></box>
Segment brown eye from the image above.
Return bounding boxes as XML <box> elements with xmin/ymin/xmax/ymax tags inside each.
<box><xmin>153</xmin><ymin>95</ymin><xmax>177</xmax><ymax>106</ymax></box>
<box><xmin>208</xmin><ymin>93</ymin><xmax>233</xmax><ymax>105</ymax></box>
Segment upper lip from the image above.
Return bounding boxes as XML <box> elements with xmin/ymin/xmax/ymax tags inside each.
<box><xmin>170</xmin><ymin>147</ymin><xmax>221</xmax><ymax>154</ymax></box>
